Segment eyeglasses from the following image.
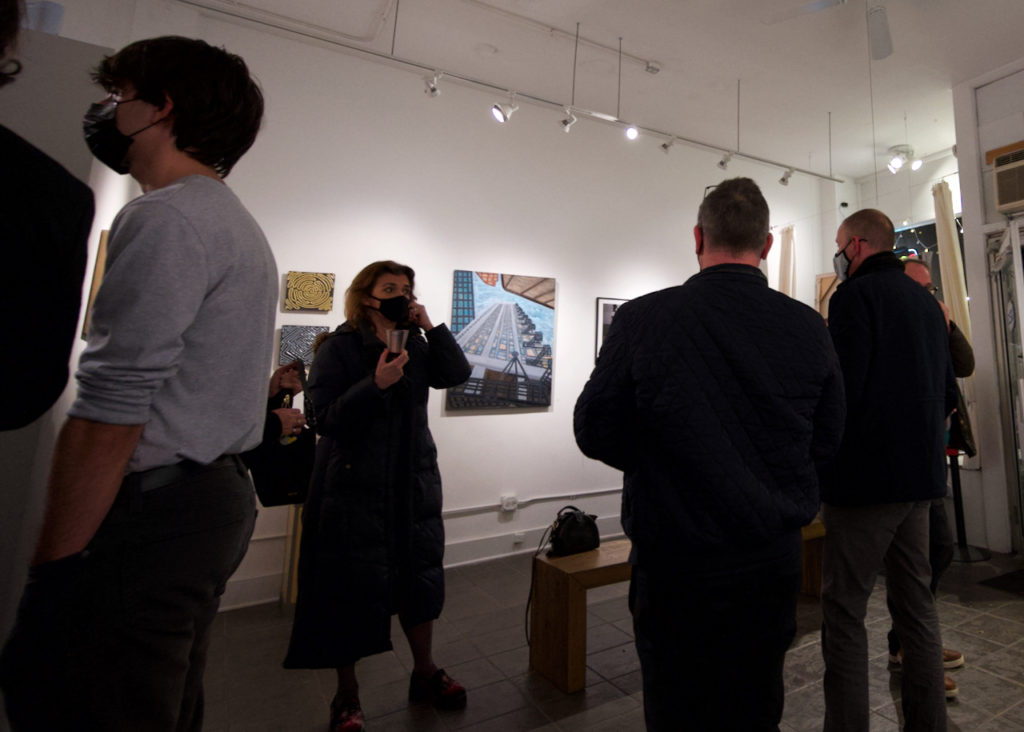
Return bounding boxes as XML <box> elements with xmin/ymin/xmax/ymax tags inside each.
<box><xmin>104</xmin><ymin>90</ymin><xmax>141</xmax><ymax>107</ymax></box>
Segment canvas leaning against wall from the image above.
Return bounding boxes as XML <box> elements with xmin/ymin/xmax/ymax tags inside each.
<box><xmin>446</xmin><ymin>270</ymin><xmax>555</xmax><ymax>410</ymax></box>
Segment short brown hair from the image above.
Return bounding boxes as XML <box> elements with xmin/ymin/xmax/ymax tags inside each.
<box><xmin>842</xmin><ymin>209</ymin><xmax>894</xmax><ymax>253</ymax></box>
<box><xmin>344</xmin><ymin>260</ymin><xmax>416</xmax><ymax>326</ymax></box>
<box><xmin>93</xmin><ymin>36</ymin><xmax>263</xmax><ymax>176</ymax></box>
<box><xmin>697</xmin><ymin>178</ymin><xmax>770</xmax><ymax>255</ymax></box>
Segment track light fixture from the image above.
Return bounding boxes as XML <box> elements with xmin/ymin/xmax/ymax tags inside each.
<box><xmin>489</xmin><ymin>99</ymin><xmax>516</xmax><ymax>123</ymax></box>
<box><xmin>779</xmin><ymin>168</ymin><xmax>793</xmax><ymax>186</ymax></box>
<box><xmin>661</xmin><ymin>136</ymin><xmax>675</xmax><ymax>154</ymax></box>
<box><xmin>424</xmin><ymin>72</ymin><xmax>441</xmax><ymax>97</ymax></box>
<box><xmin>718</xmin><ymin>152</ymin><xmax>733</xmax><ymax>170</ymax></box>
<box><xmin>560</xmin><ymin>108</ymin><xmax>577</xmax><ymax>133</ymax></box>
<box><xmin>625</xmin><ymin>124</ymin><xmax>639</xmax><ymax>141</ymax></box>
<box><xmin>886</xmin><ymin>144</ymin><xmax>921</xmax><ymax>174</ymax></box>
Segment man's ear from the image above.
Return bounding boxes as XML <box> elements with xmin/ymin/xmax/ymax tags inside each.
<box><xmin>152</xmin><ymin>91</ymin><xmax>175</xmax><ymax>123</ymax></box>
<box><xmin>760</xmin><ymin>232</ymin><xmax>774</xmax><ymax>261</ymax></box>
<box><xmin>694</xmin><ymin>225</ymin><xmax>704</xmax><ymax>256</ymax></box>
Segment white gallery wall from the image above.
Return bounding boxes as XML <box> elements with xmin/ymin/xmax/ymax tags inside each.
<box><xmin>50</xmin><ymin>0</ymin><xmax>838</xmax><ymax>604</ymax></box>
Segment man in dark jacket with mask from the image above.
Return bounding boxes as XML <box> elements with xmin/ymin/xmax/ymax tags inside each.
<box><xmin>821</xmin><ymin>209</ymin><xmax>956</xmax><ymax>732</ymax></box>
<box><xmin>575</xmin><ymin>177</ymin><xmax>845</xmax><ymax>731</ymax></box>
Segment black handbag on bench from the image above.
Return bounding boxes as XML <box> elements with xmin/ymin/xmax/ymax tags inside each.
<box><xmin>547</xmin><ymin>505</ymin><xmax>600</xmax><ymax>557</ymax></box>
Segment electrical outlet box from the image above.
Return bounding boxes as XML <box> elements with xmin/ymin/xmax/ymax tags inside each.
<box><xmin>500</xmin><ymin>495</ymin><xmax>518</xmax><ymax>512</ymax></box>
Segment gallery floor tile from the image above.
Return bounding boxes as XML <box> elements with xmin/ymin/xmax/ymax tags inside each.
<box><xmin>205</xmin><ymin>550</ymin><xmax>1024</xmax><ymax>731</ymax></box>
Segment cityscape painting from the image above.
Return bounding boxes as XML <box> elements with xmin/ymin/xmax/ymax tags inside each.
<box><xmin>447</xmin><ymin>270</ymin><xmax>555</xmax><ymax>410</ymax></box>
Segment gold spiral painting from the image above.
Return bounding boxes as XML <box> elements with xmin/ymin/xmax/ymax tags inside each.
<box><xmin>285</xmin><ymin>271</ymin><xmax>335</xmax><ymax>312</ymax></box>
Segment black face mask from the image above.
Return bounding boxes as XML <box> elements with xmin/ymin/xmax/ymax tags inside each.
<box><xmin>82</xmin><ymin>99</ymin><xmax>156</xmax><ymax>174</ymax></box>
<box><xmin>372</xmin><ymin>295</ymin><xmax>410</xmax><ymax>323</ymax></box>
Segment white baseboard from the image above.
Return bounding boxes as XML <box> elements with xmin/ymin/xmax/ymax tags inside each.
<box><xmin>219</xmin><ymin>515</ymin><xmax>626</xmax><ymax>612</ymax></box>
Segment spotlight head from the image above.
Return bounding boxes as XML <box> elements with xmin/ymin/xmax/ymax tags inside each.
<box><xmin>717</xmin><ymin>152</ymin><xmax>733</xmax><ymax>170</ymax></box>
<box><xmin>492</xmin><ymin>102</ymin><xmax>518</xmax><ymax>123</ymax></box>
<box><xmin>625</xmin><ymin>125</ymin><xmax>639</xmax><ymax>141</ymax></box>
<box><xmin>910</xmin><ymin>158</ymin><xmax>923</xmax><ymax>171</ymax></box>
<box><xmin>779</xmin><ymin>168</ymin><xmax>793</xmax><ymax>186</ymax></box>
<box><xmin>561</xmin><ymin>108</ymin><xmax>577</xmax><ymax>133</ymax></box>
<box><xmin>886</xmin><ymin>145</ymin><xmax>914</xmax><ymax>174</ymax></box>
<box><xmin>424</xmin><ymin>72</ymin><xmax>441</xmax><ymax>97</ymax></box>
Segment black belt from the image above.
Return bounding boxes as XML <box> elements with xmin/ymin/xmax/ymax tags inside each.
<box><xmin>122</xmin><ymin>454</ymin><xmax>239</xmax><ymax>493</ymax></box>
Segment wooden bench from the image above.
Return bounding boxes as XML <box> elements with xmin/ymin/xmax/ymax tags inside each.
<box><xmin>529</xmin><ymin>538</ymin><xmax>632</xmax><ymax>693</ymax></box>
<box><xmin>528</xmin><ymin>523</ymin><xmax>826</xmax><ymax>693</ymax></box>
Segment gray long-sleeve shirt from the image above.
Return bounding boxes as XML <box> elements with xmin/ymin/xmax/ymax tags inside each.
<box><xmin>70</xmin><ymin>175</ymin><xmax>278</xmax><ymax>473</ymax></box>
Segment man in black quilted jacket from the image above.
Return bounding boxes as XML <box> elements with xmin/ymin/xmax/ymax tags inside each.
<box><xmin>574</xmin><ymin>177</ymin><xmax>845</xmax><ymax>731</ymax></box>
<box><xmin>821</xmin><ymin>209</ymin><xmax>957</xmax><ymax>732</ymax></box>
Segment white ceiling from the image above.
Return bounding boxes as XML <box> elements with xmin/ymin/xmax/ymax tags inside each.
<box><xmin>195</xmin><ymin>0</ymin><xmax>1024</xmax><ymax>182</ymax></box>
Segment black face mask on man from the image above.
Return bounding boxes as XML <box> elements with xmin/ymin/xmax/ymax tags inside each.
<box><xmin>82</xmin><ymin>99</ymin><xmax>158</xmax><ymax>174</ymax></box>
<box><xmin>371</xmin><ymin>295</ymin><xmax>410</xmax><ymax>323</ymax></box>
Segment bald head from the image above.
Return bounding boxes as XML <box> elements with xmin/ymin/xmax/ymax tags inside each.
<box><xmin>903</xmin><ymin>258</ymin><xmax>932</xmax><ymax>289</ymax></box>
<box><xmin>839</xmin><ymin>209</ymin><xmax>895</xmax><ymax>254</ymax></box>
<box><xmin>834</xmin><ymin>208</ymin><xmax>895</xmax><ymax>278</ymax></box>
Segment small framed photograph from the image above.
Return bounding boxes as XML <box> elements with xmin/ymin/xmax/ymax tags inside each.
<box><xmin>595</xmin><ymin>297</ymin><xmax>628</xmax><ymax>360</ymax></box>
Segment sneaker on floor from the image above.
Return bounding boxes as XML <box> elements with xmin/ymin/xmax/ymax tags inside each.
<box><xmin>409</xmin><ymin>668</ymin><xmax>468</xmax><ymax>710</ymax></box>
<box><xmin>945</xmin><ymin>674</ymin><xmax>958</xmax><ymax>699</ymax></box>
<box><xmin>943</xmin><ymin>647</ymin><xmax>965</xmax><ymax>669</ymax></box>
<box><xmin>329</xmin><ymin>696</ymin><xmax>364</xmax><ymax>732</ymax></box>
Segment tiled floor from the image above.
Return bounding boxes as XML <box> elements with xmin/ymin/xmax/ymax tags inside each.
<box><xmin>205</xmin><ymin>549</ymin><xmax>1024</xmax><ymax>731</ymax></box>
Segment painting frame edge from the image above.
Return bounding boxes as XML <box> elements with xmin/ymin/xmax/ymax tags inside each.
<box><xmin>595</xmin><ymin>296</ymin><xmax>628</xmax><ymax>360</ymax></box>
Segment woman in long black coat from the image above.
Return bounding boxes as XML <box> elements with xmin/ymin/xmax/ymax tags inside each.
<box><xmin>284</xmin><ymin>261</ymin><xmax>471</xmax><ymax>732</ymax></box>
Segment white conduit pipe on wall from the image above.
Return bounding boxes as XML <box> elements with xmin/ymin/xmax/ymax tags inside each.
<box><xmin>441</xmin><ymin>487</ymin><xmax>622</xmax><ymax>519</ymax></box>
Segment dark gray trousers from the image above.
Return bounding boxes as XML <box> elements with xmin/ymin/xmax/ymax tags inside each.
<box><xmin>0</xmin><ymin>455</ymin><xmax>256</xmax><ymax>732</ymax></box>
<box><xmin>887</xmin><ymin>498</ymin><xmax>955</xmax><ymax>655</ymax></box>
<box><xmin>631</xmin><ymin>559</ymin><xmax>800</xmax><ymax>731</ymax></box>
<box><xmin>821</xmin><ymin>502</ymin><xmax>946</xmax><ymax>732</ymax></box>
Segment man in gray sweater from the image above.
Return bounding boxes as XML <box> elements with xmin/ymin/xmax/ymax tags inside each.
<box><xmin>1</xmin><ymin>36</ymin><xmax>277</xmax><ymax>732</ymax></box>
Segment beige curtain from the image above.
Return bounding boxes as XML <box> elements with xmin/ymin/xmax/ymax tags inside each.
<box><xmin>933</xmin><ymin>180</ymin><xmax>976</xmax><ymax>463</ymax></box>
<box><xmin>778</xmin><ymin>225</ymin><xmax>796</xmax><ymax>297</ymax></box>
<box><xmin>933</xmin><ymin>181</ymin><xmax>971</xmax><ymax>342</ymax></box>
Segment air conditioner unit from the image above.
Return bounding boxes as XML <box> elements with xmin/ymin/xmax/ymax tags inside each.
<box><xmin>995</xmin><ymin>146</ymin><xmax>1024</xmax><ymax>214</ymax></box>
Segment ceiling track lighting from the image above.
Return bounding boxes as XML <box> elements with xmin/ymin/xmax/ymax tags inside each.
<box><xmin>886</xmin><ymin>144</ymin><xmax>921</xmax><ymax>174</ymax></box>
<box><xmin>561</xmin><ymin>107</ymin><xmax>577</xmax><ymax>133</ymax></box>
<box><xmin>615</xmin><ymin>37</ymin><xmax>639</xmax><ymax>142</ymax></box>
<box><xmin>491</xmin><ymin>93</ymin><xmax>518</xmax><ymax>123</ymax></box>
<box><xmin>718</xmin><ymin>151</ymin><xmax>733</xmax><ymax>170</ymax></box>
<box><xmin>174</xmin><ymin>1</ymin><xmax>845</xmax><ymax>184</ymax></box>
<box><xmin>779</xmin><ymin>168</ymin><xmax>794</xmax><ymax>186</ymax></box>
<box><xmin>424</xmin><ymin>71</ymin><xmax>442</xmax><ymax>97</ymax></box>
